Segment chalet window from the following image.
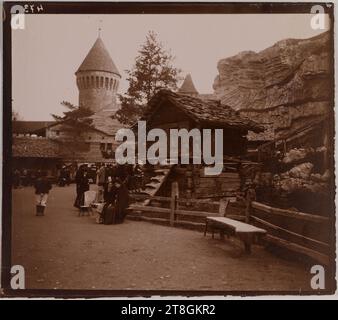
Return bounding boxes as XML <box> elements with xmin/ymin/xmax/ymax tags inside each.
<box><xmin>106</xmin><ymin>143</ymin><xmax>112</xmax><ymax>151</ymax></box>
<box><xmin>55</xmin><ymin>130</ymin><xmax>60</xmax><ymax>136</ymax></box>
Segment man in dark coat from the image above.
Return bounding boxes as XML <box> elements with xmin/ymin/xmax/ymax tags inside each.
<box><xmin>74</xmin><ymin>165</ymin><xmax>89</xmax><ymax>208</ymax></box>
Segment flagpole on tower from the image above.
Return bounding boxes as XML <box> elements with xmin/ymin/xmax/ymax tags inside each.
<box><xmin>98</xmin><ymin>19</ymin><xmax>102</xmax><ymax>38</ymax></box>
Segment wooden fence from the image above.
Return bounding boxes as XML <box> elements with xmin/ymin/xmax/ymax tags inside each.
<box><xmin>249</xmin><ymin>201</ymin><xmax>331</xmax><ymax>265</ymax></box>
<box><xmin>127</xmin><ymin>183</ymin><xmax>332</xmax><ymax>265</ymax></box>
<box><xmin>129</xmin><ymin>192</ymin><xmax>241</xmax><ymax>228</ymax></box>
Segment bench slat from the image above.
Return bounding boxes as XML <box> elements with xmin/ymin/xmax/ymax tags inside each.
<box><xmin>206</xmin><ymin>217</ymin><xmax>266</xmax><ymax>234</ymax></box>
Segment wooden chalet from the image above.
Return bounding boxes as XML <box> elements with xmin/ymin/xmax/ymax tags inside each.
<box><xmin>138</xmin><ymin>90</ymin><xmax>264</xmax><ymax>199</ymax></box>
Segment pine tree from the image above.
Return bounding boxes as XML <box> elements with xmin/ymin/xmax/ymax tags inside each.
<box><xmin>51</xmin><ymin>101</ymin><xmax>95</xmax><ymax>154</ymax></box>
<box><xmin>115</xmin><ymin>31</ymin><xmax>181</xmax><ymax>125</ymax></box>
<box><xmin>52</xmin><ymin>101</ymin><xmax>94</xmax><ymax>135</ymax></box>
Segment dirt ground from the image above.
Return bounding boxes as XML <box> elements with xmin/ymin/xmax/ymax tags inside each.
<box><xmin>11</xmin><ymin>185</ymin><xmax>312</xmax><ymax>292</ymax></box>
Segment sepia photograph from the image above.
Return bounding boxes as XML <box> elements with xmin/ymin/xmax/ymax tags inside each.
<box><xmin>1</xmin><ymin>1</ymin><xmax>336</xmax><ymax>298</ymax></box>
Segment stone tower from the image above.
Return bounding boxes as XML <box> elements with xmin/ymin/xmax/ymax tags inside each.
<box><xmin>178</xmin><ymin>74</ymin><xmax>199</xmax><ymax>97</ymax></box>
<box><xmin>75</xmin><ymin>36</ymin><xmax>121</xmax><ymax>113</ymax></box>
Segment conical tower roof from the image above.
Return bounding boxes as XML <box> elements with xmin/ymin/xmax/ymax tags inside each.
<box><xmin>76</xmin><ymin>37</ymin><xmax>120</xmax><ymax>76</ymax></box>
<box><xmin>178</xmin><ymin>74</ymin><xmax>199</xmax><ymax>95</ymax></box>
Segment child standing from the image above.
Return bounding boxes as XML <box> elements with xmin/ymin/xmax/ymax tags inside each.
<box><xmin>34</xmin><ymin>171</ymin><xmax>52</xmax><ymax>216</ymax></box>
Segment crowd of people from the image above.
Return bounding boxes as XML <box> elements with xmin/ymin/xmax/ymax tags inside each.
<box><xmin>12</xmin><ymin>168</ymin><xmax>39</xmax><ymax>188</ymax></box>
<box><xmin>73</xmin><ymin>163</ymin><xmax>145</xmax><ymax>225</ymax></box>
<box><xmin>14</xmin><ymin>162</ymin><xmax>149</xmax><ymax>224</ymax></box>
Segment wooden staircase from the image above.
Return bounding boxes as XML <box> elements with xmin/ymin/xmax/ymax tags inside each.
<box><xmin>136</xmin><ymin>166</ymin><xmax>173</xmax><ymax>205</ymax></box>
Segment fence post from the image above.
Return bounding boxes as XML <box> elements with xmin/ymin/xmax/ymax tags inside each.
<box><xmin>245</xmin><ymin>187</ymin><xmax>256</xmax><ymax>223</ymax></box>
<box><xmin>219</xmin><ymin>198</ymin><xmax>229</xmax><ymax>217</ymax></box>
<box><xmin>245</xmin><ymin>200</ymin><xmax>251</xmax><ymax>224</ymax></box>
<box><xmin>170</xmin><ymin>181</ymin><xmax>179</xmax><ymax>226</ymax></box>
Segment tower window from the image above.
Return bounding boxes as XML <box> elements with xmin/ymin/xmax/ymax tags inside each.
<box><xmin>91</xmin><ymin>76</ymin><xmax>94</xmax><ymax>87</ymax></box>
<box><xmin>86</xmin><ymin>76</ymin><xmax>90</xmax><ymax>88</ymax></box>
<box><xmin>96</xmin><ymin>76</ymin><xmax>99</xmax><ymax>88</ymax></box>
<box><xmin>100</xmin><ymin>77</ymin><xmax>104</xmax><ymax>88</ymax></box>
<box><xmin>105</xmin><ymin>77</ymin><xmax>109</xmax><ymax>89</ymax></box>
<box><xmin>109</xmin><ymin>78</ymin><xmax>113</xmax><ymax>90</ymax></box>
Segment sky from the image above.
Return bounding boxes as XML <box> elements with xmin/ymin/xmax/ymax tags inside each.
<box><xmin>12</xmin><ymin>13</ymin><xmax>330</xmax><ymax>120</ymax></box>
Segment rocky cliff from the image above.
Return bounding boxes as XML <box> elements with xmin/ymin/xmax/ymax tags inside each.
<box><xmin>213</xmin><ymin>31</ymin><xmax>332</xmax><ymax>140</ymax></box>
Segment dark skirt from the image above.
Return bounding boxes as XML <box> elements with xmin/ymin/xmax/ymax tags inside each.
<box><xmin>102</xmin><ymin>204</ymin><xmax>116</xmax><ymax>225</ymax></box>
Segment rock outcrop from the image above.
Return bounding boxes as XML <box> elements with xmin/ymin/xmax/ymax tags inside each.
<box><xmin>213</xmin><ymin>31</ymin><xmax>332</xmax><ymax>140</ymax></box>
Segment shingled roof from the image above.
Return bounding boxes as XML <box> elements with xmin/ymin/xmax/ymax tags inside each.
<box><xmin>13</xmin><ymin>136</ymin><xmax>61</xmax><ymax>158</ymax></box>
<box><xmin>178</xmin><ymin>74</ymin><xmax>199</xmax><ymax>95</ymax></box>
<box><xmin>143</xmin><ymin>90</ymin><xmax>264</xmax><ymax>133</ymax></box>
<box><xmin>76</xmin><ymin>37</ymin><xmax>121</xmax><ymax>76</ymax></box>
<box><xmin>12</xmin><ymin>121</ymin><xmax>55</xmax><ymax>134</ymax></box>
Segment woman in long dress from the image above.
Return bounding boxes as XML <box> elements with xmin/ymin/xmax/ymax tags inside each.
<box><xmin>102</xmin><ymin>176</ymin><xmax>117</xmax><ymax>224</ymax></box>
<box><xmin>114</xmin><ymin>178</ymin><xmax>130</xmax><ymax>224</ymax></box>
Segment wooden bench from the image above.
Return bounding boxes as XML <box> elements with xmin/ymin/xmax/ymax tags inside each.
<box><xmin>204</xmin><ymin>217</ymin><xmax>266</xmax><ymax>254</ymax></box>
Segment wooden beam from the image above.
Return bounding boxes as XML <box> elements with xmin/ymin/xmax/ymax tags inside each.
<box><xmin>129</xmin><ymin>205</ymin><xmax>245</xmax><ymax>221</ymax></box>
<box><xmin>175</xmin><ymin>209</ymin><xmax>219</xmax><ymax>218</ymax></box>
<box><xmin>251</xmin><ymin>215</ymin><xmax>330</xmax><ymax>249</ymax></box>
<box><xmin>130</xmin><ymin>194</ymin><xmax>171</xmax><ymax>202</ymax></box>
<box><xmin>265</xmin><ymin>234</ymin><xmax>330</xmax><ymax>266</ymax></box>
<box><xmin>127</xmin><ymin>214</ymin><xmax>205</xmax><ymax>229</ymax></box>
<box><xmin>177</xmin><ymin>198</ymin><xmax>221</xmax><ymax>206</ymax></box>
<box><xmin>128</xmin><ymin>205</ymin><xmax>170</xmax><ymax>214</ymax></box>
<box><xmin>251</xmin><ymin>201</ymin><xmax>329</xmax><ymax>223</ymax></box>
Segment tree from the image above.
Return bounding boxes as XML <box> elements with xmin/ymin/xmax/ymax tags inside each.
<box><xmin>52</xmin><ymin>101</ymin><xmax>94</xmax><ymax>134</ymax></box>
<box><xmin>51</xmin><ymin>101</ymin><xmax>95</xmax><ymax>154</ymax></box>
<box><xmin>115</xmin><ymin>31</ymin><xmax>181</xmax><ymax>125</ymax></box>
